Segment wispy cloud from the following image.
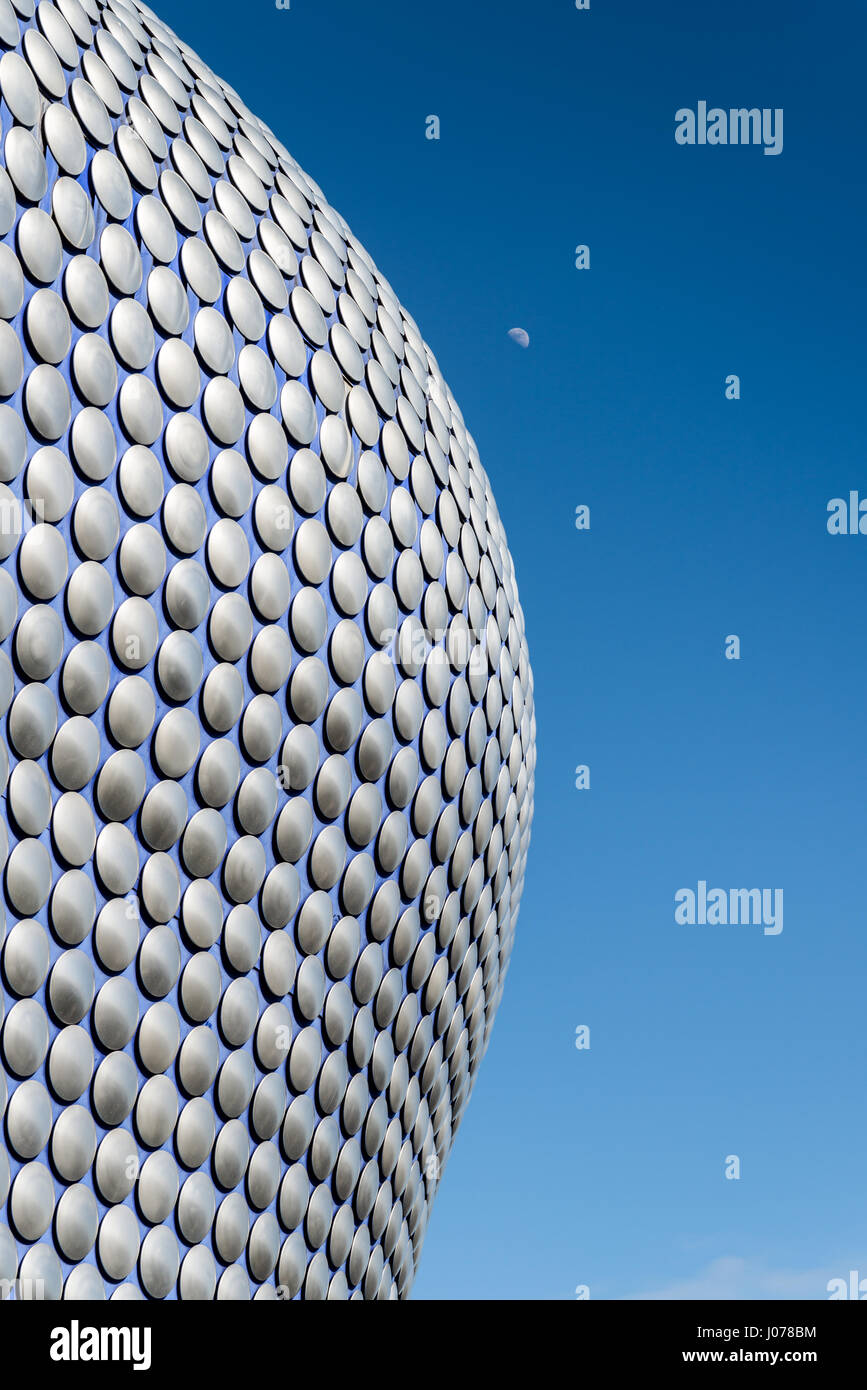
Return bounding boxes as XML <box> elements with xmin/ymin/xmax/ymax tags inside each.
<box><xmin>629</xmin><ymin>1255</ymin><xmax>863</xmax><ymax>1301</ymax></box>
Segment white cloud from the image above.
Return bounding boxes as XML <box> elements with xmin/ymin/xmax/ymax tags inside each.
<box><xmin>629</xmin><ymin>1255</ymin><xmax>864</xmax><ymax>1301</ymax></box>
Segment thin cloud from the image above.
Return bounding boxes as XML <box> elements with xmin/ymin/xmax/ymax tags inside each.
<box><xmin>629</xmin><ymin>1255</ymin><xmax>863</xmax><ymax>1301</ymax></box>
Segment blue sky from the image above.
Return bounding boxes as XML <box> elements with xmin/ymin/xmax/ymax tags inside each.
<box><xmin>155</xmin><ymin>0</ymin><xmax>867</xmax><ymax>1297</ymax></box>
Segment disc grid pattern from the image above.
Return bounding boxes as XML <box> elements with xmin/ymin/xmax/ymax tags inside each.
<box><xmin>0</xmin><ymin>0</ymin><xmax>535</xmax><ymax>1301</ymax></box>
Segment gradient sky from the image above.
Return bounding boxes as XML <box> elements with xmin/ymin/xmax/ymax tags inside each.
<box><xmin>154</xmin><ymin>0</ymin><xmax>867</xmax><ymax>1298</ymax></box>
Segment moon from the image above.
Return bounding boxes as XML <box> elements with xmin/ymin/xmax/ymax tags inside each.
<box><xmin>508</xmin><ymin>327</ymin><xmax>530</xmax><ymax>349</ymax></box>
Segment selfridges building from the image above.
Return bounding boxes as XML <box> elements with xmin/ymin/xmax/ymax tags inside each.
<box><xmin>0</xmin><ymin>0</ymin><xmax>535</xmax><ymax>1300</ymax></box>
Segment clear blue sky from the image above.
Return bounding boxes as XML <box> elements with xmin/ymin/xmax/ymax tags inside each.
<box><xmin>156</xmin><ymin>0</ymin><xmax>867</xmax><ymax>1298</ymax></box>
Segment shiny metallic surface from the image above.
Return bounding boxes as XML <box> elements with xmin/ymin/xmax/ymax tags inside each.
<box><xmin>0</xmin><ymin>0</ymin><xmax>535</xmax><ymax>1303</ymax></box>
